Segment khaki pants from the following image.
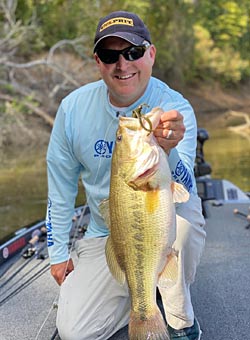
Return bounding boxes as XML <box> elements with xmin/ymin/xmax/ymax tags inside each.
<box><xmin>56</xmin><ymin>194</ymin><xmax>206</xmax><ymax>340</ymax></box>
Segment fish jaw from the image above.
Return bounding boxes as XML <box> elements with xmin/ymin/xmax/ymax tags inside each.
<box><xmin>115</xmin><ymin>109</ymin><xmax>167</xmax><ymax>191</ymax></box>
<box><xmin>128</xmin><ymin>144</ymin><xmax>161</xmax><ymax>190</ymax></box>
<box><xmin>114</xmin><ymin>119</ymin><xmax>165</xmax><ymax>191</ymax></box>
<box><xmin>129</xmin><ymin>142</ymin><xmax>172</xmax><ymax>192</ymax></box>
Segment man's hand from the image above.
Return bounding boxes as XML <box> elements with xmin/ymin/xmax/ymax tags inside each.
<box><xmin>154</xmin><ymin>110</ymin><xmax>185</xmax><ymax>154</ymax></box>
<box><xmin>50</xmin><ymin>259</ymin><xmax>74</xmax><ymax>286</ymax></box>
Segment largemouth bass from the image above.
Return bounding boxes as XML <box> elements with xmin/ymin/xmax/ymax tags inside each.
<box><xmin>100</xmin><ymin>107</ymin><xmax>189</xmax><ymax>340</ymax></box>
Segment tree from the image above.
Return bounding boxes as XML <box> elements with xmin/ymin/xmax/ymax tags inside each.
<box><xmin>193</xmin><ymin>0</ymin><xmax>250</xmax><ymax>83</ymax></box>
<box><xmin>146</xmin><ymin>0</ymin><xmax>195</xmax><ymax>85</ymax></box>
<box><xmin>0</xmin><ymin>0</ymin><xmax>96</xmax><ymax>125</ymax></box>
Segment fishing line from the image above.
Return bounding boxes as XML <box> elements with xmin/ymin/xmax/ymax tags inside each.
<box><xmin>93</xmin><ymin>115</ymin><xmax>117</xmax><ymax>186</ymax></box>
<box><xmin>0</xmin><ymin>242</ymin><xmax>47</xmax><ymax>290</ymax></box>
<box><xmin>0</xmin><ymin>257</ymin><xmax>45</xmax><ymax>297</ymax></box>
<box><xmin>0</xmin><ymin>263</ymin><xmax>50</xmax><ymax>307</ymax></box>
<box><xmin>0</xmin><ymin>257</ymin><xmax>24</xmax><ymax>279</ymax></box>
<box><xmin>34</xmin><ymin>298</ymin><xmax>57</xmax><ymax>340</ymax></box>
<box><xmin>35</xmin><ymin>115</ymin><xmax>117</xmax><ymax>339</ymax></box>
<box><xmin>34</xmin><ymin>206</ymin><xmax>92</xmax><ymax>339</ymax></box>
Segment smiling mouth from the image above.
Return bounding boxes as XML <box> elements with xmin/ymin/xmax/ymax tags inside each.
<box><xmin>116</xmin><ymin>73</ymin><xmax>135</xmax><ymax>80</ymax></box>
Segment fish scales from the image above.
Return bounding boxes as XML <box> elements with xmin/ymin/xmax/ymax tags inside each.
<box><xmin>110</xmin><ymin>180</ymin><xmax>172</xmax><ymax>313</ymax></box>
<box><xmin>100</xmin><ymin>107</ymin><xmax>189</xmax><ymax>339</ymax></box>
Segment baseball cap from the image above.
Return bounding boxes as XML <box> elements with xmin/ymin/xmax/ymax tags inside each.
<box><xmin>94</xmin><ymin>11</ymin><xmax>151</xmax><ymax>52</ymax></box>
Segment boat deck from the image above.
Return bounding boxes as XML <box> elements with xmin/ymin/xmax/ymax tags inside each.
<box><xmin>0</xmin><ymin>200</ymin><xmax>250</xmax><ymax>340</ymax></box>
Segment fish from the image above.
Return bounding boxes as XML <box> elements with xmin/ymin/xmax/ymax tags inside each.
<box><xmin>100</xmin><ymin>107</ymin><xmax>189</xmax><ymax>340</ymax></box>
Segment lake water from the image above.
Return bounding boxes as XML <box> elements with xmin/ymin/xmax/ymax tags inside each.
<box><xmin>201</xmin><ymin>128</ymin><xmax>250</xmax><ymax>192</ymax></box>
<box><xmin>0</xmin><ymin>148</ymin><xmax>85</xmax><ymax>241</ymax></box>
<box><xmin>0</xmin><ymin>126</ymin><xmax>249</xmax><ymax>242</ymax></box>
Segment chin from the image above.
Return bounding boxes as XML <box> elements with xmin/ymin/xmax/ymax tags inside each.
<box><xmin>117</xmin><ymin>93</ymin><xmax>139</xmax><ymax>106</ymax></box>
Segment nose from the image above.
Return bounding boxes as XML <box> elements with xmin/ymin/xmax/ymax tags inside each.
<box><xmin>116</xmin><ymin>54</ymin><xmax>128</xmax><ymax>70</ymax></box>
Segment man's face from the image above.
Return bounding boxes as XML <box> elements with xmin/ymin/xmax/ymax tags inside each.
<box><xmin>95</xmin><ymin>37</ymin><xmax>156</xmax><ymax>107</ymax></box>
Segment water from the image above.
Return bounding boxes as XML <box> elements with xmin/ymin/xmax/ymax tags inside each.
<box><xmin>202</xmin><ymin>128</ymin><xmax>250</xmax><ymax>193</ymax></box>
<box><xmin>0</xmin><ymin>126</ymin><xmax>249</xmax><ymax>242</ymax></box>
<box><xmin>0</xmin><ymin>148</ymin><xmax>85</xmax><ymax>241</ymax></box>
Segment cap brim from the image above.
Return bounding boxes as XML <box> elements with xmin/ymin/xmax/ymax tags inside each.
<box><xmin>94</xmin><ymin>32</ymin><xmax>145</xmax><ymax>52</ymax></box>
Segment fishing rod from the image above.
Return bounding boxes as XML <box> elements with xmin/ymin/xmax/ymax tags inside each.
<box><xmin>0</xmin><ymin>225</ymin><xmax>47</xmax><ymax>279</ymax></box>
<box><xmin>1</xmin><ymin>206</ymin><xmax>86</xmax><ymax>307</ymax></box>
<box><xmin>0</xmin><ymin>257</ymin><xmax>46</xmax><ymax>298</ymax></box>
<box><xmin>34</xmin><ymin>205</ymin><xmax>89</xmax><ymax>339</ymax></box>
<box><xmin>0</xmin><ymin>262</ymin><xmax>50</xmax><ymax>307</ymax></box>
<box><xmin>0</xmin><ymin>256</ymin><xmax>27</xmax><ymax>280</ymax></box>
<box><xmin>0</xmin><ymin>239</ymin><xmax>48</xmax><ymax>290</ymax></box>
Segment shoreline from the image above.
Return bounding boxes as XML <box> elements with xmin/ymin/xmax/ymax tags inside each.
<box><xmin>0</xmin><ymin>82</ymin><xmax>250</xmax><ymax>151</ymax></box>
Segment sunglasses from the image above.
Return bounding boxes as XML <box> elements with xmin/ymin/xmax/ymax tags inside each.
<box><xmin>96</xmin><ymin>43</ymin><xmax>151</xmax><ymax>64</ymax></box>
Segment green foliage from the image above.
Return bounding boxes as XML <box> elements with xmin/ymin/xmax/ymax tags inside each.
<box><xmin>5</xmin><ymin>97</ymin><xmax>32</xmax><ymax>116</ymax></box>
<box><xmin>145</xmin><ymin>0</ymin><xmax>195</xmax><ymax>84</ymax></box>
<box><xmin>20</xmin><ymin>0</ymin><xmax>151</xmax><ymax>48</ymax></box>
<box><xmin>195</xmin><ymin>1</ymin><xmax>249</xmax><ymax>48</ymax></box>
<box><xmin>193</xmin><ymin>0</ymin><xmax>250</xmax><ymax>84</ymax></box>
<box><xmin>15</xmin><ymin>0</ymin><xmax>34</xmax><ymax>23</ymax></box>
<box><xmin>0</xmin><ymin>1</ymin><xmax>43</xmax><ymax>55</ymax></box>
<box><xmin>2</xmin><ymin>0</ymin><xmax>250</xmax><ymax>86</ymax></box>
<box><xmin>0</xmin><ymin>83</ymin><xmax>15</xmax><ymax>94</ymax></box>
<box><xmin>193</xmin><ymin>24</ymin><xmax>249</xmax><ymax>84</ymax></box>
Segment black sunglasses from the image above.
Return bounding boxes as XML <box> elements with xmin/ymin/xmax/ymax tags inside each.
<box><xmin>96</xmin><ymin>43</ymin><xmax>151</xmax><ymax>64</ymax></box>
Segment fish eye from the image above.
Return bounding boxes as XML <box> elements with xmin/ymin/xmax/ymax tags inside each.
<box><xmin>116</xmin><ymin>135</ymin><xmax>122</xmax><ymax>142</ymax></box>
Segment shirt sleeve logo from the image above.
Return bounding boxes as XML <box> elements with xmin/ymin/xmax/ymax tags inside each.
<box><xmin>46</xmin><ymin>197</ymin><xmax>54</xmax><ymax>247</ymax></box>
<box><xmin>171</xmin><ymin>159</ymin><xmax>193</xmax><ymax>192</ymax></box>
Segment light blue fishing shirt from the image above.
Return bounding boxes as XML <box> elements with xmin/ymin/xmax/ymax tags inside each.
<box><xmin>46</xmin><ymin>77</ymin><xmax>198</xmax><ymax>264</ymax></box>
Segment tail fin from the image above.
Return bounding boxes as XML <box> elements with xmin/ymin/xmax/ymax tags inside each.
<box><xmin>129</xmin><ymin>307</ymin><xmax>170</xmax><ymax>340</ymax></box>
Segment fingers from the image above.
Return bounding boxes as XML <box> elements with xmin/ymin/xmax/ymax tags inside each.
<box><xmin>50</xmin><ymin>259</ymin><xmax>74</xmax><ymax>286</ymax></box>
<box><xmin>155</xmin><ymin>110</ymin><xmax>185</xmax><ymax>138</ymax></box>
<box><xmin>154</xmin><ymin>110</ymin><xmax>185</xmax><ymax>153</ymax></box>
<box><xmin>155</xmin><ymin>132</ymin><xmax>181</xmax><ymax>154</ymax></box>
<box><xmin>159</xmin><ymin>109</ymin><xmax>184</xmax><ymax>128</ymax></box>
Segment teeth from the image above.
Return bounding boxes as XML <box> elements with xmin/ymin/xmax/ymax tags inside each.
<box><xmin>118</xmin><ymin>74</ymin><xmax>133</xmax><ymax>79</ymax></box>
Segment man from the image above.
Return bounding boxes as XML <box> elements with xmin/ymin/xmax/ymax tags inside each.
<box><xmin>46</xmin><ymin>10</ymin><xmax>206</xmax><ymax>340</ymax></box>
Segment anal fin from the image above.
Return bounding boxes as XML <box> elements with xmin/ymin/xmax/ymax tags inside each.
<box><xmin>158</xmin><ymin>252</ymin><xmax>178</xmax><ymax>289</ymax></box>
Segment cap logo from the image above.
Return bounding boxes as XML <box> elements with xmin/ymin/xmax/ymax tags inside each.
<box><xmin>100</xmin><ymin>17</ymin><xmax>134</xmax><ymax>32</ymax></box>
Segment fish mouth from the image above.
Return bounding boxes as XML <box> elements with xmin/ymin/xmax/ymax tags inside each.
<box><xmin>137</xmin><ymin>163</ymin><xmax>158</xmax><ymax>180</ymax></box>
<box><xmin>128</xmin><ymin>147</ymin><xmax>160</xmax><ymax>190</ymax></box>
<box><xmin>128</xmin><ymin>164</ymin><xmax>159</xmax><ymax>191</ymax></box>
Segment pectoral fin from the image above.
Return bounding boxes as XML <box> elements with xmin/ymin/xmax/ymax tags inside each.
<box><xmin>105</xmin><ymin>237</ymin><xmax>126</xmax><ymax>285</ymax></box>
<box><xmin>171</xmin><ymin>182</ymin><xmax>190</xmax><ymax>203</ymax></box>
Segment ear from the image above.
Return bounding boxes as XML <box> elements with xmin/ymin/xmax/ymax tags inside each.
<box><xmin>94</xmin><ymin>53</ymin><xmax>101</xmax><ymax>65</ymax></box>
<box><xmin>149</xmin><ymin>44</ymin><xmax>156</xmax><ymax>65</ymax></box>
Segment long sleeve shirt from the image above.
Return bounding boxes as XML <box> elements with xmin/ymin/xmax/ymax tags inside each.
<box><xmin>46</xmin><ymin>77</ymin><xmax>198</xmax><ymax>264</ymax></box>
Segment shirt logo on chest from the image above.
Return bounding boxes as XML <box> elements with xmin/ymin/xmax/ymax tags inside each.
<box><xmin>94</xmin><ymin>139</ymin><xmax>114</xmax><ymax>158</ymax></box>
